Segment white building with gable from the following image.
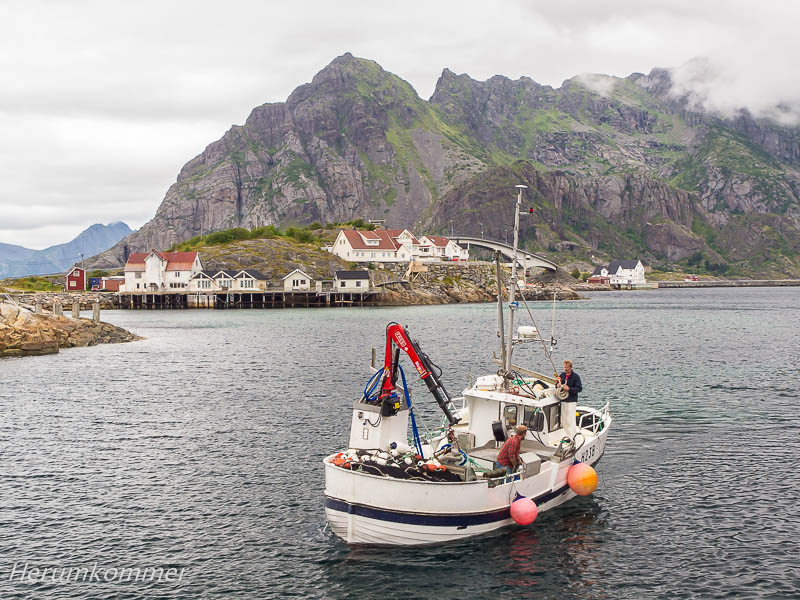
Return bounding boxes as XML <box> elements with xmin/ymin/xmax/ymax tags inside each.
<box><xmin>607</xmin><ymin>260</ymin><xmax>646</xmax><ymax>285</ymax></box>
<box><xmin>122</xmin><ymin>250</ymin><xmax>203</xmax><ymax>292</ymax></box>
<box><xmin>329</xmin><ymin>229</ymin><xmax>467</xmax><ymax>263</ymax></box>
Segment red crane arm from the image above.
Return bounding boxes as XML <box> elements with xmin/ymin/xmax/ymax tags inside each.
<box><xmin>377</xmin><ymin>323</ymin><xmax>459</xmax><ymax>425</ymax></box>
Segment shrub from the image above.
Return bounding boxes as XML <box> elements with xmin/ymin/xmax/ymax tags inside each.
<box><xmin>687</xmin><ymin>251</ymin><xmax>703</xmax><ymax>267</ymax></box>
<box><xmin>570</xmin><ymin>268</ymin><xmax>581</xmax><ymax>280</ymax></box>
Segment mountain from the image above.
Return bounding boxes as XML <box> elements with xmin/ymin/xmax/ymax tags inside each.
<box><xmin>0</xmin><ymin>222</ymin><xmax>133</xmax><ymax>278</ymax></box>
<box><xmin>90</xmin><ymin>54</ymin><xmax>800</xmax><ymax>276</ymax></box>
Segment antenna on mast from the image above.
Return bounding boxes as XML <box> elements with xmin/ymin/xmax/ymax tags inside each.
<box><xmin>502</xmin><ymin>184</ymin><xmax>528</xmax><ymax>385</ymax></box>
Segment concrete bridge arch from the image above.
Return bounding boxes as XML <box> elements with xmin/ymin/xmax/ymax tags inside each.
<box><xmin>451</xmin><ymin>236</ymin><xmax>558</xmax><ymax>271</ymax></box>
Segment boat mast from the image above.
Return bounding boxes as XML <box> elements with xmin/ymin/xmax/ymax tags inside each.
<box><xmin>503</xmin><ymin>185</ymin><xmax>527</xmax><ymax>383</ymax></box>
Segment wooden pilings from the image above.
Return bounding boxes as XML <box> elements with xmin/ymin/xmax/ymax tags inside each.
<box><xmin>118</xmin><ymin>291</ymin><xmax>376</xmax><ymax>310</ymax></box>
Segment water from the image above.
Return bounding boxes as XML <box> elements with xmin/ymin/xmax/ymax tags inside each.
<box><xmin>1</xmin><ymin>287</ymin><xmax>799</xmax><ymax>599</ymax></box>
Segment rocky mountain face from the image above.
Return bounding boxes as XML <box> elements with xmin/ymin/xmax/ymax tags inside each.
<box><xmin>92</xmin><ymin>54</ymin><xmax>800</xmax><ymax>276</ymax></box>
<box><xmin>1</xmin><ymin>222</ymin><xmax>132</xmax><ymax>277</ymax></box>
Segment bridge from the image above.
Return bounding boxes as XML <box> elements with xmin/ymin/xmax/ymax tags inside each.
<box><xmin>451</xmin><ymin>237</ymin><xmax>558</xmax><ymax>271</ymax></box>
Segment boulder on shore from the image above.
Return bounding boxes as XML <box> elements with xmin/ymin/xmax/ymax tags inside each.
<box><xmin>0</xmin><ymin>302</ymin><xmax>141</xmax><ymax>358</ymax></box>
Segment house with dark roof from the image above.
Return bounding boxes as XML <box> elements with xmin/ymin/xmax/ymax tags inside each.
<box><xmin>212</xmin><ymin>270</ymin><xmax>236</xmax><ymax>290</ymax></box>
<box><xmin>188</xmin><ymin>270</ymin><xmax>216</xmax><ymax>292</ymax></box>
<box><xmin>589</xmin><ymin>259</ymin><xmax>646</xmax><ymax>285</ymax></box>
<box><xmin>122</xmin><ymin>250</ymin><xmax>202</xmax><ymax>292</ymax></box>
<box><xmin>587</xmin><ymin>265</ymin><xmax>610</xmax><ymax>284</ymax></box>
<box><xmin>334</xmin><ymin>270</ymin><xmax>371</xmax><ymax>292</ymax></box>
<box><xmin>233</xmin><ymin>269</ymin><xmax>268</xmax><ymax>291</ymax></box>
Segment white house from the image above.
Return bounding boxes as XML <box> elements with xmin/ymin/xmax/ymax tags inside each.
<box><xmin>334</xmin><ymin>270</ymin><xmax>371</xmax><ymax>292</ymax></box>
<box><xmin>607</xmin><ymin>260</ymin><xmax>646</xmax><ymax>285</ymax></box>
<box><xmin>588</xmin><ymin>265</ymin><xmax>610</xmax><ymax>284</ymax></box>
<box><xmin>188</xmin><ymin>271</ymin><xmax>215</xmax><ymax>292</ymax></box>
<box><xmin>233</xmin><ymin>269</ymin><xmax>268</xmax><ymax>291</ymax></box>
<box><xmin>122</xmin><ymin>250</ymin><xmax>203</xmax><ymax>292</ymax></box>
<box><xmin>283</xmin><ymin>268</ymin><xmax>313</xmax><ymax>291</ymax></box>
<box><xmin>212</xmin><ymin>270</ymin><xmax>235</xmax><ymax>290</ymax></box>
<box><xmin>329</xmin><ymin>229</ymin><xmax>413</xmax><ymax>263</ymax></box>
<box><xmin>419</xmin><ymin>235</ymin><xmax>469</xmax><ymax>261</ymax></box>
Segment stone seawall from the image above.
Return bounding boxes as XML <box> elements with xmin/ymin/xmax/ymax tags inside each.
<box><xmin>2</xmin><ymin>292</ymin><xmax>119</xmax><ymax>311</ymax></box>
<box><xmin>0</xmin><ymin>302</ymin><xmax>141</xmax><ymax>358</ymax></box>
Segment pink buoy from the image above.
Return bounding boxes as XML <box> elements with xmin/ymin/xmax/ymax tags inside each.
<box><xmin>567</xmin><ymin>462</ymin><xmax>598</xmax><ymax>496</ymax></box>
<box><xmin>510</xmin><ymin>496</ymin><xmax>538</xmax><ymax>525</ymax></box>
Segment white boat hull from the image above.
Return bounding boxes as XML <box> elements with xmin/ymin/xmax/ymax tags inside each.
<box><xmin>324</xmin><ymin>427</ymin><xmax>608</xmax><ymax>546</ymax></box>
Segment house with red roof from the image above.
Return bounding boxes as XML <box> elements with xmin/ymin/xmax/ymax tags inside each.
<box><xmin>122</xmin><ymin>250</ymin><xmax>203</xmax><ymax>292</ymax></box>
<box><xmin>329</xmin><ymin>229</ymin><xmax>415</xmax><ymax>263</ymax></box>
<box><xmin>419</xmin><ymin>235</ymin><xmax>469</xmax><ymax>261</ymax></box>
<box><xmin>329</xmin><ymin>228</ymin><xmax>469</xmax><ymax>263</ymax></box>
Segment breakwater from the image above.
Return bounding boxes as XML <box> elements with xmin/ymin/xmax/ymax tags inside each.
<box><xmin>2</xmin><ymin>291</ymin><xmax>118</xmax><ymax>311</ymax></box>
<box><xmin>0</xmin><ymin>302</ymin><xmax>141</xmax><ymax>357</ymax></box>
<box><xmin>657</xmin><ymin>279</ymin><xmax>800</xmax><ymax>288</ymax></box>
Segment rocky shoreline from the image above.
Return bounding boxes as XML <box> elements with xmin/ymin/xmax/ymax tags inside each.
<box><xmin>375</xmin><ymin>263</ymin><xmax>583</xmax><ymax>304</ymax></box>
<box><xmin>0</xmin><ymin>302</ymin><xmax>141</xmax><ymax>358</ymax></box>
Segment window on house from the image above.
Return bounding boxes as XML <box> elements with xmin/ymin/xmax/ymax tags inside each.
<box><xmin>135</xmin><ymin>272</ymin><xmax>142</xmax><ymax>279</ymax></box>
<box><xmin>340</xmin><ymin>281</ymin><xmax>346</xmax><ymax>287</ymax></box>
<box><xmin>69</xmin><ymin>281</ymin><xmax>76</xmax><ymax>288</ymax></box>
<box><xmin>356</xmin><ymin>281</ymin><xmax>362</xmax><ymax>287</ymax></box>
<box><xmin>136</xmin><ymin>283</ymin><xmax>140</xmax><ymax>289</ymax></box>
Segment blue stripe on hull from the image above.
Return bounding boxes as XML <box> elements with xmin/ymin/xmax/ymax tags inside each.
<box><xmin>325</xmin><ymin>484</ymin><xmax>571</xmax><ymax>528</ymax></box>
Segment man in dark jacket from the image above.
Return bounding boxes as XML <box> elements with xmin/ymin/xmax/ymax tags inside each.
<box><xmin>557</xmin><ymin>360</ymin><xmax>582</xmax><ymax>437</ymax></box>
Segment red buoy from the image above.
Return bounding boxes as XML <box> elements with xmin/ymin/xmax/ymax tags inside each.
<box><xmin>510</xmin><ymin>496</ymin><xmax>538</xmax><ymax>525</ymax></box>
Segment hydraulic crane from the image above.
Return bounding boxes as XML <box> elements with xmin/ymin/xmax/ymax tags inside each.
<box><xmin>377</xmin><ymin>323</ymin><xmax>460</xmax><ymax>426</ymax></box>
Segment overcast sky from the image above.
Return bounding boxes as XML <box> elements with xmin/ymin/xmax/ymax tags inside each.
<box><xmin>1</xmin><ymin>0</ymin><xmax>797</xmax><ymax>249</ymax></box>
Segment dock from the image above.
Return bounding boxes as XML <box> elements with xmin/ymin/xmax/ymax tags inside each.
<box><xmin>118</xmin><ymin>290</ymin><xmax>380</xmax><ymax>309</ymax></box>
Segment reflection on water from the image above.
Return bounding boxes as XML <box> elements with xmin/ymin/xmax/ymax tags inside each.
<box><xmin>1</xmin><ymin>287</ymin><xmax>799</xmax><ymax>599</ymax></box>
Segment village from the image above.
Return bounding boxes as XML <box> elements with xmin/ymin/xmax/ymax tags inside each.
<box><xmin>61</xmin><ymin>227</ymin><xmax>650</xmax><ymax>292</ymax></box>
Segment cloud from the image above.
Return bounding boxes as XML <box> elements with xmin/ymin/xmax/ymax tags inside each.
<box><xmin>573</xmin><ymin>74</ymin><xmax>619</xmax><ymax>97</ymax></box>
<box><xmin>0</xmin><ymin>0</ymin><xmax>797</xmax><ymax>248</ymax></box>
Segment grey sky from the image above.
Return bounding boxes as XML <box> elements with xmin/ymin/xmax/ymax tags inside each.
<box><xmin>1</xmin><ymin>0</ymin><xmax>796</xmax><ymax>248</ymax></box>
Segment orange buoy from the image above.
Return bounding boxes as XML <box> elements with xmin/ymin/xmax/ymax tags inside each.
<box><xmin>567</xmin><ymin>462</ymin><xmax>598</xmax><ymax>496</ymax></box>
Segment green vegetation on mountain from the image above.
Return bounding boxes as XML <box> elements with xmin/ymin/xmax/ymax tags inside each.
<box><xmin>90</xmin><ymin>54</ymin><xmax>800</xmax><ymax>277</ymax></box>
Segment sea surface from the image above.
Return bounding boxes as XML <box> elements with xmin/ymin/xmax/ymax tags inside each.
<box><xmin>1</xmin><ymin>287</ymin><xmax>799</xmax><ymax>599</ymax></box>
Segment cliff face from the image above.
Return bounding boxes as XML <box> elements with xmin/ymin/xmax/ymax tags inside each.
<box><xmin>92</xmin><ymin>54</ymin><xmax>800</xmax><ymax>276</ymax></box>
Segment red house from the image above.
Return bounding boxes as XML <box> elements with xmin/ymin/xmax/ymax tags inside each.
<box><xmin>65</xmin><ymin>266</ymin><xmax>86</xmax><ymax>291</ymax></box>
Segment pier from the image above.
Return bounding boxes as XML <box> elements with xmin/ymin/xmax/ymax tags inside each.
<box><xmin>118</xmin><ymin>290</ymin><xmax>380</xmax><ymax>309</ymax></box>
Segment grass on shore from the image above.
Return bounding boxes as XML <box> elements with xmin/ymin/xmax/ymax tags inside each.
<box><xmin>0</xmin><ymin>276</ymin><xmax>63</xmax><ymax>292</ymax></box>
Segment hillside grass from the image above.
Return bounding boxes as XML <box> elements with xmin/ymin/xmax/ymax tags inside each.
<box><xmin>1</xmin><ymin>276</ymin><xmax>63</xmax><ymax>292</ymax></box>
<box><xmin>168</xmin><ymin>219</ymin><xmax>376</xmax><ymax>252</ymax></box>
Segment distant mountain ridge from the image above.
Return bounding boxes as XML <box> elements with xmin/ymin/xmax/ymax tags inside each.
<box><xmin>0</xmin><ymin>222</ymin><xmax>133</xmax><ymax>278</ymax></box>
<box><xmin>89</xmin><ymin>54</ymin><xmax>800</xmax><ymax>276</ymax></box>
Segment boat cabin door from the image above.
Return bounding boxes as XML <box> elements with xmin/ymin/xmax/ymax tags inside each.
<box><xmin>501</xmin><ymin>403</ymin><xmax>547</xmax><ymax>440</ymax></box>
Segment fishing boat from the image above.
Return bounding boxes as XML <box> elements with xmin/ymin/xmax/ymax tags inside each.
<box><xmin>323</xmin><ymin>186</ymin><xmax>612</xmax><ymax>546</ymax></box>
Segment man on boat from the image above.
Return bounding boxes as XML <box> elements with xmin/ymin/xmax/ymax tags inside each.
<box><xmin>497</xmin><ymin>425</ymin><xmax>527</xmax><ymax>475</ymax></box>
<box><xmin>557</xmin><ymin>360</ymin><xmax>582</xmax><ymax>438</ymax></box>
